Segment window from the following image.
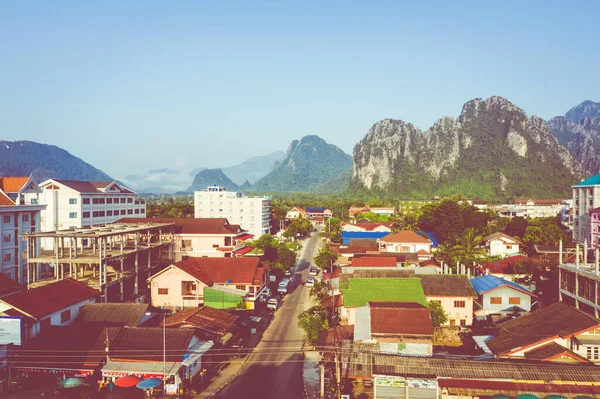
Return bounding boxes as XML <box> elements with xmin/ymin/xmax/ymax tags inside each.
<box><xmin>158</xmin><ymin>288</ymin><xmax>168</xmax><ymax>295</ymax></box>
<box><xmin>236</xmin><ymin>285</ymin><xmax>245</xmax><ymax>291</ymax></box>
<box><xmin>460</xmin><ymin>319</ymin><xmax>466</xmax><ymax>326</ymax></box>
<box><xmin>127</xmin><ymin>209</ymin><xmax>133</xmax><ymax>215</ymax></box>
<box><xmin>508</xmin><ymin>297</ymin><xmax>521</xmax><ymax>305</ymax></box>
<box><xmin>60</xmin><ymin>309</ymin><xmax>71</xmax><ymax>323</ymax></box>
<box><xmin>121</xmin><ymin>210</ymin><xmax>126</xmax><ymax>215</ymax></box>
<box><xmin>120</xmin><ymin>198</ymin><xmax>126</xmax><ymax>203</ymax></box>
<box><xmin>3</xmin><ymin>216</ymin><xmax>10</xmax><ymax>224</ymax></box>
<box><xmin>3</xmin><ymin>253</ymin><xmax>11</xmax><ymax>262</ymax></box>
<box><xmin>182</xmin><ymin>281</ymin><xmax>197</xmax><ymax>295</ymax></box>
<box><xmin>68</xmin><ymin>198</ymin><xmax>77</xmax><ymax>205</ymax></box>
<box><xmin>140</xmin><ymin>209</ymin><xmax>145</xmax><ymax>214</ymax></box>
<box><xmin>69</xmin><ymin>212</ymin><xmax>77</xmax><ymax>219</ymax></box>
<box><xmin>107</xmin><ymin>210</ymin><xmax>113</xmax><ymax>216</ymax></box>
<box><xmin>22</xmin><ymin>214</ymin><xmax>29</xmax><ymax>222</ymax></box>
<box><xmin>454</xmin><ymin>300</ymin><xmax>466</xmax><ymax>308</ymax></box>
<box><xmin>107</xmin><ymin>198</ymin><xmax>113</xmax><ymax>204</ymax></box>
<box><xmin>490</xmin><ymin>297</ymin><xmax>502</xmax><ymax>304</ymax></box>
<box><xmin>127</xmin><ymin>198</ymin><xmax>133</xmax><ymax>203</ymax></box>
<box><xmin>93</xmin><ymin>211</ymin><xmax>99</xmax><ymax>217</ymax></box>
<box><xmin>82</xmin><ymin>198</ymin><xmax>90</xmax><ymax>205</ymax></box>
<box><xmin>82</xmin><ymin>212</ymin><xmax>90</xmax><ymax>218</ymax></box>
<box><xmin>92</xmin><ymin>198</ymin><xmax>99</xmax><ymax>204</ymax></box>
<box><xmin>99</xmin><ymin>198</ymin><xmax>105</xmax><ymax>204</ymax></box>
<box><xmin>182</xmin><ymin>240</ymin><xmax>192</xmax><ymax>249</ymax></box>
<box><xmin>3</xmin><ymin>234</ymin><xmax>10</xmax><ymax>243</ymax></box>
<box><xmin>134</xmin><ymin>209</ymin><xmax>139</xmax><ymax>214</ymax></box>
<box><xmin>31</xmin><ymin>198</ymin><xmax>38</xmax><ymax>204</ymax></box>
<box><xmin>98</xmin><ymin>211</ymin><xmax>105</xmax><ymax>217</ymax></box>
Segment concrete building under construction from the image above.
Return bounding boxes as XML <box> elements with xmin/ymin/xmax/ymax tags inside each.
<box><xmin>22</xmin><ymin>222</ymin><xmax>175</xmax><ymax>302</ymax></box>
<box><xmin>559</xmin><ymin>240</ymin><xmax>600</xmax><ymax>317</ymax></box>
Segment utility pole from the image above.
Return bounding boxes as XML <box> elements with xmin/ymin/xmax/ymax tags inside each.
<box><xmin>320</xmin><ymin>362</ymin><xmax>325</xmax><ymax>399</ymax></box>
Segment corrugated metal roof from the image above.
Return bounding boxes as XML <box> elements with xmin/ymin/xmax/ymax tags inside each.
<box><xmin>470</xmin><ymin>274</ymin><xmax>536</xmax><ymax>297</ymax></box>
<box><xmin>341</xmin><ymin>231</ymin><xmax>389</xmax><ymax>244</ymax></box>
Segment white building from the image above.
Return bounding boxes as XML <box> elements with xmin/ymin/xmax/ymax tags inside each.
<box><xmin>573</xmin><ymin>173</ymin><xmax>600</xmax><ymax>243</ymax></box>
<box><xmin>378</xmin><ymin>230</ymin><xmax>432</xmax><ymax>261</ymax></box>
<box><xmin>38</xmin><ymin>180</ymin><xmax>146</xmax><ymax>245</ymax></box>
<box><xmin>0</xmin><ymin>177</ymin><xmax>45</xmax><ymax>282</ymax></box>
<box><xmin>471</xmin><ymin>274</ymin><xmax>537</xmax><ymax>318</ymax></box>
<box><xmin>483</xmin><ymin>232</ymin><xmax>521</xmax><ymax>258</ymax></box>
<box><xmin>194</xmin><ymin>186</ymin><xmax>271</xmax><ymax>239</ymax></box>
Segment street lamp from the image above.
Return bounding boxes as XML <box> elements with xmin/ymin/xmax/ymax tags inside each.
<box><xmin>146</xmin><ymin>311</ymin><xmax>167</xmax><ymax>398</ymax></box>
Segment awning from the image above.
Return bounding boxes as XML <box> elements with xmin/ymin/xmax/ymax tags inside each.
<box><xmin>102</xmin><ymin>360</ymin><xmax>181</xmax><ymax>379</ymax></box>
<box><xmin>234</xmin><ymin>246</ymin><xmax>254</xmax><ymax>255</ymax></box>
<box><xmin>217</xmin><ymin>247</ymin><xmax>233</xmax><ymax>252</ymax></box>
<box><xmin>576</xmin><ymin>334</ymin><xmax>600</xmax><ymax>345</ymax></box>
<box><xmin>237</xmin><ymin>233</ymin><xmax>254</xmax><ymax>241</ymax></box>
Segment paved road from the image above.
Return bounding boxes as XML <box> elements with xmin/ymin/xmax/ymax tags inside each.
<box><xmin>214</xmin><ymin>229</ymin><xmax>323</xmax><ymax>399</ymax></box>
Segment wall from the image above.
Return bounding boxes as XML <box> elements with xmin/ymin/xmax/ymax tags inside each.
<box><xmin>381</xmin><ymin>242</ymin><xmax>431</xmax><ymax>253</ymax></box>
<box><xmin>488</xmin><ymin>240</ymin><xmax>519</xmax><ymax>257</ymax></box>
<box><xmin>591</xmin><ymin>209</ymin><xmax>600</xmax><ymax>250</ymax></box>
<box><xmin>481</xmin><ymin>286</ymin><xmax>532</xmax><ymax>315</ymax></box>
<box><xmin>29</xmin><ymin>297</ymin><xmax>96</xmax><ymax>339</ymax></box>
<box><xmin>150</xmin><ymin>267</ymin><xmax>207</xmax><ymax>310</ymax></box>
<box><xmin>573</xmin><ymin>185</ymin><xmax>600</xmax><ymax>243</ymax></box>
<box><xmin>174</xmin><ymin>234</ymin><xmax>230</xmax><ymax>261</ymax></box>
<box><xmin>0</xmin><ymin>207</ymin><xmax>43</xmax><ymax>282</ymax></box>
<box><xmin>426</xmin><ymin>295</ymin><xmax>473</xmax><ymax>326</ymax></box>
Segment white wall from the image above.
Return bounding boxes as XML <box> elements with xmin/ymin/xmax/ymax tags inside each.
<box><xmin>381</xmin><ymin>242</ymin><xmax>431</xmax><ymax>253</ymax></box>
<box><xmin>488</xmin><ymin>239</ymin><xmax>519</xmax><ymax>257</ymax></box>
<box><xmin>480</xmin><ymin>286</ymin><xmax>532</xmax><ymax>315</ymax></box>
<box><xmin>149</xmin><ymin>267</ymin><xmax>207</xmax><ymax>309</ymax></box>
<box><xmin>29</xmin><ymin>297</ymin><xmax>96</xmax><ymax>339</ymax></box>
<box><xmin>426</xmin><ymin>295</ymin><xmax>473</xmax><ymax>326</ymax></box>
<box><xmin>0</xmin><ymin>207</ymin><xmax>43</xmax><ymax>282</ymax></box>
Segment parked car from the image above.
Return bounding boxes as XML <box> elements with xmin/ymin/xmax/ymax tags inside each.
<box><xmin>306</xmin><ymin>277</ymin><xmax>315</xmax><ymax>287</ymax></box>
<box><xmin>267</xmin><ymin>298</ymin><xmax>278</xmax><ymax>310</ymax></box>
<box><xmin>278</xmin><ymin>278</ymin><xmax>290</xmax><ymax>294</ymax></box>
<box><xmin>309</xmin><ymin>267</ymin><xmax>319</xmax><ymax>276</ymax></box>
<box><xmin>284</xmin><ymin>270</ymin><xmax>292</xmax><ymax>277</ymax></box>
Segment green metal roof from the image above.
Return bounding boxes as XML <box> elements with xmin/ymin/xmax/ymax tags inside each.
<box><xmin>340</xmin><ymin>278</ymin><xmax>427</xmax><ymax>308</ymax></box>
<box><xmin>574</xmin><ymin>173</ymin><xmax>600</xmax><ymax>187</ymax></box>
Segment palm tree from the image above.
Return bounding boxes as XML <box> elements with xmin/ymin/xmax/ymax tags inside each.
<box><xmin>309</xmin><ymin>280</ymin><xmax>331</xmax><ymax>305</ymax></box>
<box><xmin>453</xmin><ymin>228</ymin><xmax>486</xmax><ymax>267</ymax></box>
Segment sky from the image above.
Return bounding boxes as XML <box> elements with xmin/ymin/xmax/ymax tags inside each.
<box><xmin>1</xmin><ymin>1</ymin><xmax>599</xmax><ymax>178</ymax></box>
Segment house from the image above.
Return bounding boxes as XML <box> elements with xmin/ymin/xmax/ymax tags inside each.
<box><xmin>486</xmin><ymin>302</ymin><xmax>600</xmax><ymax>363</ymax></box>
<box><xmin>348</xmin><ymin>205</ymin><xmax>370</xmax><ymax>219</ymax></box>
<box><xmin>74</xmin><ymin>302</ymin><xmax>160</xmax><ymax>328</ymax></box>
<box><xmin>494</xmin><ymin>199</ymin><xmax>568</xmax><ymax>220</ymax></box>
<box><xmin>378</xmin><ymin>231</ymin><xmax>432</xmax><ymax>260</ymax></box>
<box><xmin>0</xmin><ymin>279</ymin><xmax>98</xmax><ymax>342</ymax></box>
<box><xmin>147</xmin><ymin>257</ymin><xmax>268</xmax><ymax>311</ymax></box>
<box><xmin>419</xmin><ymin>275</ymin><xmax>477</xmax><ymax>326</ymax></box>
<box><xmin>470</xmin><ymin>274</ymin><xmax>537</xmax><ymax>318</ymax></box>
<box><xmin>117</xmin><ymin>217</ymin><xmax>254</xmax><ymax>260</ymax></box>
<box><xmin>349</xmin><ymin>256</ymin><xmax>397</xmax><ymax>269</ymax></box>
<box><xmin>341</xmin><ymin>231</ymin><xmax>389</xmax><ymax>245</ymax></box>
<box><xmin>354</xmin><ymin>301</ymin><xmax>433</xmax><ymax>356</ymax></box>
<box><xmin>38</xmin><ymin>179</ymin><xmax>146</xmax><ymax>241</ymax></box>
<box><xmin>573</xmin><ymin>173</ymin><xmax>600</xmax><ymax>243</ymax></box>
<box><xmin>591</xmin><ymin>207</ymin><xmax>600</xmax><ymax>249</ymax></box>
<box><xmin>194</xmin><ymin>186</ymin><xmax>271</xmax><ymax>239</ymax></box>
<box><xmin>285</xmin><ymin>206</ymin><xmax>307</xmax><ymax>220</ymax></box>
<box><xmin>0</xmin><ymin>180</ymin><xmax>45</xmax><ymax>282</ymax></box>
<box><xmin>339</xmin><ymin>278</ymin><xmax>427</xmax><ymax>325</ymax></box>
<box><xmin>101</xmin><ymin>327</ymin><xmax>214</xmax><ymax>393</ymax></box>
<box><xmin>162</xmin><ymin>306</ymin><xmax>240</xmax><ymax>344</ymax></box>
<box><xmin>478</xmin><ymin>255</ymin><xmax>536</xmax><ymax>288</ymax></box>
<box><xmin>484</xmin><ymin>232</ymin><xmax>521</xmax><ymax>257</ymax></box>
<box><xmin>341</xmin><ymin>222</ymin><xmax>392</xmax><ymax>233</ymax></box>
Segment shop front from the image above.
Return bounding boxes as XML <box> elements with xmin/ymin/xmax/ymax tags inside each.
<box><xmin>102</xmin><ymin>360</ymin><xmax>184</xmax><ymax>396</ymax></box>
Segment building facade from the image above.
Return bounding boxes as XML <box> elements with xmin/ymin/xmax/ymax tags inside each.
<box><xmin>484</xmin><ymin>232</ymin><xmax>521</xmax><ymax>258</ymax></box>
<box><xmin>194</xmin><ymin>186</ymin><xmax>271</xmax><ymax>239</ymax></box>
<box><xmin>573</xmin><ymin>173</ymin><xmax>600</xmax><ymax>243</ymax></box>
<box><xmin>38</xmin><ymin>180</ymin><xmax>146</xmax><ymax>236</ymax></box>
<box><xmin>591</xmin><ymin>207</ymin><xmax>600</xmax><ymax>250</ymax></box>
<box><xmin>0</xmin><ymin>179</ymin><xmax>45</xmax><ymax>282</ymax></box>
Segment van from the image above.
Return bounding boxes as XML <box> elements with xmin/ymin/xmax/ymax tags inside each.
<box><xmin>278</xmin><ymin>278</ymin><xmax>290</xmax><ymax>294</ymax></box>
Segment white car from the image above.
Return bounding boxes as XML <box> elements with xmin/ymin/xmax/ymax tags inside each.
<box><xmin>309</xmin><ymin>267</ymin><xmax>318</xmax><ymax>276</ymax></box>
<box><xmin>306</xmin><ymin>277</ymin><xmax>315</xmax><ymax>287</ymax></box>
<box><xmin>267</xmin><ymin>298</ymin><xmax>278</xmax><ymax>310</ymax></box>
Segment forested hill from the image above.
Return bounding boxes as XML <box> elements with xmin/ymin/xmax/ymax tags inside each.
<box><xmin>0</xmin><ymin>140</ymin><xmax>112</xmax><ymax>181</ymax></box>
<box><xmin>251</xmin><ymin>135</ymin><xmax>353</xmax><ymax>193</ymax></box>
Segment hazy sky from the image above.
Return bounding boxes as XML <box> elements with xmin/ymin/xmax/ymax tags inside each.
<box><xmin>2</xmin><ymin>1</ymin><xmax>599</xmax><ymax>178</ymax></box>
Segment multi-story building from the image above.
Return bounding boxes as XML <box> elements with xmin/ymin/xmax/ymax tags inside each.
<box><xmin>559</xmin><ymin>241</ymin><xmax>600</xmax><ymax>317</ymax></box>
<box><xmin>0</xmin><ymin>177</ymin><xmax>45</xmax><ymax>282</ymax></box>
<box><xmin>194</xmin><ymin>186</ymin><xmax>271</xmax><ymax>239</ymax></box>
<box><xmin>592</xmin><ymin>207</ymin><xmax>600</xmax><ymax>250</ymax></box>
<box><xmin>572</xmin><ymin>173</ymin><xmax>600</xmax><ymax>243</ymax></box>
<box><xmin>38</xmin><ymin>179</ymin><xmax>146</xmax><ymax>237</ymax></box>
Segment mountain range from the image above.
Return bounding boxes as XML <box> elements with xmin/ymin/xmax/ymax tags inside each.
<box><xmin>187</xmin><ymin>169</ymin><xmax>241</xmax><ymax>192</ymax></box>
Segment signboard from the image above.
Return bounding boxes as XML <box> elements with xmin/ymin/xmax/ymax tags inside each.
<box><xmin>374</xmin><ymin>376</ymin><xmax>405</xmax><ymax>387</ymax></box>
<box><xmin>0</xmin><ymin>316</ymin><xmax>22</xmax><ymax>346</ymax></box>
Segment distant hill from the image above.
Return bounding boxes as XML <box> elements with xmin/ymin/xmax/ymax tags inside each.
<box><xmin>189</xmin><ymin>151</ymin><xmax>284</xmax><ymax>185</ymax></box>
<box><xmin>120</xmin><ymin>169</ymin><xmax>189</xmax><ymax>194</ymax></box>
<box><xmin>314</xmin><ymin>169</ymin><xmax>352</xmax><ymax>193</ymax></box>
<box><xmin>565</xmin><ymin>100</ymin><xmax>600</xmax><ymax>123</ymax></box>
<box><xmin>251</xmin><ymin>135</ymin><xmax>353</xmax><ymax>193</ymax></box>
<box><xmin>187</xmin><ymin>169</ymin><xmax>239</xmax><ymax>192</ymax></box>
<box><xmin>0</xmin><ymin>140</ymin><xmax>112</xmax><ymax>182</ymax></box>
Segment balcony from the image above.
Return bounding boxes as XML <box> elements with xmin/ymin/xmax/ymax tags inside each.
<box><xmin>181</xmin><ymin>246</ymin><xmax>193</xmax><ymax>251</ymax></box>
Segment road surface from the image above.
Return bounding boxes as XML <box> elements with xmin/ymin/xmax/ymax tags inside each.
<box><xmin>215</xmin><ymin>229</ymin><xmax>323</xmax><ymax>399</ymax></box>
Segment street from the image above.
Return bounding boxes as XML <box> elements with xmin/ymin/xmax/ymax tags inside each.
<box><xmin>214</xmin><ymin>228</ymin><xmax>323</xmax><ymax>399</ymax></box>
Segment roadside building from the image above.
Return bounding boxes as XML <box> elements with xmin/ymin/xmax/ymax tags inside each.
<box><xmin>470</xmin><ymin>274</ymin><xmax>537</xmax><ymax>318</ymax></box>
<box><xmin>147</xmin><ymin>257</ymin><xmax>268</xmax><ymax>311</ymax></box>
<box><xmin>118</xmin><ymin>217</ymin><xmax>254</xmax><ymax>260</ymax></box>
<box><xmin>194</xmin><ymin>185</ymin><xmax>271</xmax><ymax>239</ymax></box>
<box><xmin>483</xmin><ymin>232</ymin><xmax>521</xmax><ymax>258</ymax></box>
<box><xmin>162</xmin><ymin>306</ymin><xmax>240</xmax><ymax>345</ymax></box>
<box><xmin>573</xmin><ymin>173</ymin><xmax>600</xmax><ymax>243</ymax></box>
<box><xmin>486</xmin><ymin>302</ymin><xmax>600</xmax><ymax>363</ymax></box>
<box><xmin>419</xmin><ymin>275</ymin><xmax>476</xmax><ymax>327</ymax></box>
<box><xmin>341</xmin><ymin>231</ymin><xmax>389</xmax><ymax>245</ymax></box>
<box><xmin>285</xmin><ymin>206</ymin><xmax>307</xmax><ymax>220</ymax></box>
<box><xmin>378</xmin><ymin>231</ymin><xmax>432</xmax><ymax>261</ymax></box>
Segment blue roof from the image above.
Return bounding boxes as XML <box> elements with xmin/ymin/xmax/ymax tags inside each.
<box><xmin>574</xmin><ymin>173</ymin><xmax>600</xmax><ymax>187</ymax></box>
<box><xmin>419</xmin><ymin>232</ymin><xmax>439</xmax><ymax>247</ymax></box>
<box><xmin>306</xmin><ymin>207</ymin><xmax>325</xmax><ymax>212</ymax></box>
<box><xmin>341</xmin><ymin>231</ymin><xmax>389</xmax><ymax>244</ymax></box>
<box><xmin>470</xmin><ymin>274</ymin><xmax>535</xmax><ymax>296</ymax></box>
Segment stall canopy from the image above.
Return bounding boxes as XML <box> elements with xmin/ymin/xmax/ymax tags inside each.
<box><xmin>102</xmin><ymin>360</ymin><xmax>181</xmax><ymax>379</ymax></box>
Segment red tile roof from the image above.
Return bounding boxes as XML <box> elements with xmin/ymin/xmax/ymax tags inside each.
<box><xmin>379</xmin><ymin>230</ymin><xmax>430</xmax><ymax>244</ymax></box>
<box><xmin>234</xmin><ymin>246</ymin><xmax>254</xmax><ymax>256</ymax></box>
<box><xmin>162</xmin><ymin>306</ymin><xmax>239</xmax><ymax>335</ymax></box>
<box><xmin>116</xmin><ymin>217</ymin><xmax>243</xmax><ymax>235</ymax></box>
<box><xmin>0</xmin><ymin>190</ymin><xmax>15</xmax><ymax>206</ymax></box>
<box><xmin>172</xmin><ymin>257</ymin><xmax>263</xmax><ymax>286</ymax></box>
<box><xmin>1</xmin><ymin>279</ymin><xmax>98</xmax><ymax>320</ymax></box>
<box><xmin>479</xmin><ymin>255</ymin><xmax>532</xmax><ymax>274</ymax></box>
<box><xmin>351</xmin><ymin>257</ymin><xmax>397</xmax><ymax>268</ymax></box>
<box><xmin>109</xmin><ymin>327</ymin><xmax>196</xmax><ymax>362</ymax></box>
<box><xmin>416</xmin><ymin>249</ymin><xmax>431</xmax><ymax>255</ymax></box>
<box><xmin>0</xmin><ymin>274</ymin><xmax>25</xmax><ymax>298</ymax></box>
<box><xmin>42</xmin><ymin>180</ymin><xmax>135</xmax><ymax>194</ymax></box>
<box><xmin>369</xmin><ymin>302</ymin><xmax>433</xmax><ymax>336</ymax></box>
<box><xmin>524</xmin><ymin>341</ymin><xmax>589</xmax><ymax>362</ymax></box>
<box><xmin>0</xmin><ymin>177</ymin><xmax>29</xmax><ymax>193</ymax></box>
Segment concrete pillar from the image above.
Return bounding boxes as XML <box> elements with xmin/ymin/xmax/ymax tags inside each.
<box><xmin>134</xmin><ymin>232</ymin><xmax>139</xmax><ymax>296</ymax></box>
<box><xmin>584</xmin><ymin>240</ymin><xmax>588</xmax><ymax>264</ymax></box>
<box><xmin>559</xmin><ymin>240</ymin><xmax>563</xmax><ymax>264</ymax></box>
<box><xmin>103</xmin><ymin>238</ymin><xmax>108</xmax><ymax>302</ymax></box>
<box><xmin>576</xmin><ymin>244</ymin><xmax>580</xmax><ymax>269</ymax></box>
<box><xmin>120</xmin><ymin>235</ymin><xmax>124</xmax><ymax>301</ymax></box>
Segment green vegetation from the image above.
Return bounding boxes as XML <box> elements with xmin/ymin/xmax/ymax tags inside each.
<box><xmin>340</xmin><ymin>278</ymin><xmax>427</xmax><ymax>308</ymax></box>
<box><xmin>298</xmin><ymin>305</ymin><xmax>329</xmax><ymax>345</ymax></box>
<box><xmin>187</xmin><ymin>168</ymin><xmax>239</xmax><ymax>192</ymax></box>
<box><xmin>147</xmin><ymin>198</ymin><xmax>194</xmax><ymax>218</ymax></box>
<box><xmin>249</xmin><ymin>234</ymin><xmax>297</xmax><ymax>275</ymax></box>
<box><xmin>428</xmin><ymin>301</ymin><xmax>448</xmax><ymax>327</ymax></box>
<box><xmin>283</xmin><ymin>218</ymin><xmax>313</xmax><ymax>238</ymax></box>
<box><xmin>314</xmin><ymin>247</ymin><xmax>338</xmax><ymax>271</ymax></box>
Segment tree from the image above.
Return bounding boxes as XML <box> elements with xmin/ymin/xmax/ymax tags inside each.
<box><xmin>253</xmin><ymin>234</ymin><xmax>277</xmax><ymax>250</ymax></box>
<box><xmin>314</xmin><ymin>247</ymin><xmax>338</xmax><ymax>271</ymax></box>
<box><xmin>428</xmin><ymin>301</ymin><xmax>448</xmax><ymax>327</ymax></box>
<box><xmin>298</xmin><ymin>305</ymin><xmax>330</xmax><ymax>345</ymax></box>
<box><xmin>453</xmin><ymin>228</ymin><xmax>486</xmax><ymax>267</ymax></box>
<box><xmin>309</xmin><ymin>280</ymin><xmax>331</xmax><ymax>305</ymax></box>
<box><xmin>277</xmin><ymin>245</ymin><xmax>297</xmax><ymax>270</ymax></box>
<box><xmin>505</xmin><ymin>217</ymin><xmax>528</xmax><ymax>238</ymax></box>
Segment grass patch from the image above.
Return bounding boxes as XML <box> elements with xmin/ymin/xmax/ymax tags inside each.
<box><xmin>341</xmin><ymin>278</ymin><xmax>427</xmax><ymax>307</ymax></box>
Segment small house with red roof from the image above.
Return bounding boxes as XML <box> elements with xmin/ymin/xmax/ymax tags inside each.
<box><xmin>470</xmin><ymin>274</ymin><xmax>537</xmax><ymax>318</ymax></box>
<box><xmin>378</xmin><ymin>231</ymin><xmax>432</xmax><ymax>261</ymax></box>
<box><xmin>0</xmin><ymin>278</ymin><xmax>98</xmax><ymax>342</ymax></box>
<box><xmin>341</xmin><ymin>221</ymin><xmax>392</xmax><ymax>233</ymax></box>
<box><xmin>285</xmin><ymin>206</ymin><xmax>307</xmax><ymax>220</ymax></box>
<box><xmin>0</xmin><ymin>175</ymin><xmax>42</xmax><ymax>205</ymax></box>
<box><xmin>147</xmin><ymin>257</ymin><xmax>268</xmax><ymax>311</ymax></box>
<box><xmin>354</xmin><ymin>302</ymin><xmax>434</xmax><ymax>356</ymax></box>
<box><xmin>484</xmin><ymin>232</ymin><xmax>521</xmax><ymax>258</ymax></box>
